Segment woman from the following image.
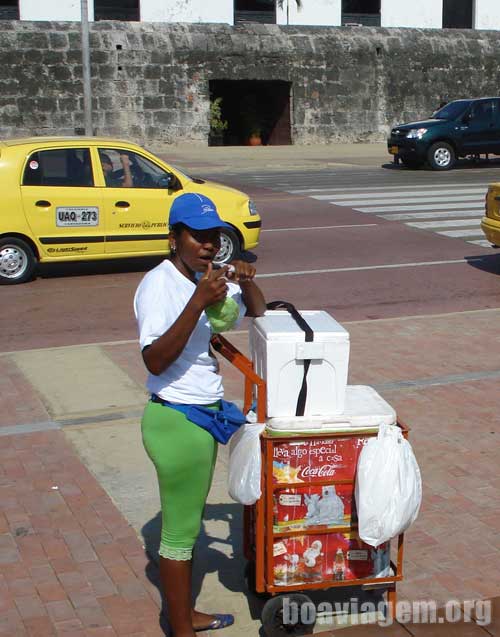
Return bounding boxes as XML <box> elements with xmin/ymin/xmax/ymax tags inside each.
<box><xmin>134</xmin><ymin>192</ymin><xmax>266</xmax><ymax>636</ymax></box>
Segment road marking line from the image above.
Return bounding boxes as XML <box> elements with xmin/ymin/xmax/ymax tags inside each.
<box><xmin>356</xmin><ymin>202</ymin><xmax>485</xmax><ymax>213</ymax></box>
<box><xmin>262</xmin><ymin>224</ymin><xmax>378</xmax><ymax>233</ymax></box>
<box><xmin>374</xmin><ymin>368</ymin><xmax>500</xmax><ymax>392</ymax></box>
<box><xmin>326</xmin><ymin>195</ymin><xmax>482</xmax><ymax>206</ymax></box>
<box><xmin>380</xmin><ymin>210</ymin><xmax>485</xmax><ymax>220</ymax></box>
<box><xmin>289</xmin><ymin>183</ymin><xmax>490</xmax><ymax>194</ymax></box>
<box><xmin>437</xmin><ymin>229</ymin><xmax>485</xmax><ymax>238</ymax></box>
<box><xmin>469</xmin><ymin>239</ymin><xmax>495</xmax><ymax>247</ymax></box>
<box><xmin>407</xmin><ymin>219</ymin><xmax>482</xmax><ymax>229</ymax></box>
<box><xmin>255</xmin><ymin>258</ymin><xmax>482</xmax><ymax>278</ymax></box>
<box><xmin>314</xmin><ymin>188</ymin><xmax>485</xmax><ymax>200</ymax></box>
<box><xmin>0</xmin><ymin>422</ymin><xmax>60</xmax><ymax>437</ymax></box>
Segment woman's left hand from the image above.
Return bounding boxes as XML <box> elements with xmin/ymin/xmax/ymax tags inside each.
<box><xmin>227</xmin><ymin>260</ymin><xmax>256</xmax><ymax>283</ymax></box>
<box><xmin>227</xmin><ymin>260</ymin><xmax>266</xmax><ymax>317</ymax></box>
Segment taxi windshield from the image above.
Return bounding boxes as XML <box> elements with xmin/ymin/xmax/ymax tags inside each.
<box><xmin>143</xmin><ymin>147</ymin><xmax>193</xmax><ymax>182</ymax></box>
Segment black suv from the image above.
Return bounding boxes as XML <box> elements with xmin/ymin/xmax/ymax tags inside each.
<box><xmin>387</xmin><ymin>98</ymin><xmax>500</xmax><ymax>170</ymax></box>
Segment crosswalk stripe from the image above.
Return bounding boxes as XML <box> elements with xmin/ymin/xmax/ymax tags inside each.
<box><xmin>437</xmin><ymin>229</ymin><xmax>485</xmax><ymax>238</ymax></box>
<box><xmin>289</xmin><ymin>183</ymin><xmax>490</xmax><ymax>194</ymax></box>
<box><xmin>407</xmin><ymin>219</ymin><xmax>482</xmax><ymax>229</ymax></box>
<box><xmin>380</xmin><ymin>210</ymin><xmax>485</xmax><ymax>220</ymax></box>
<box><xmin>294</xmin><ymin>182</ymin><xmax>493</xmax><ymax>248</ymax></box>
<box><xmin>319</xmin><ymin>188</ymin><xmax>485</xmax><ymax>201</ymax></box>
<box><xmin>355</xmin><ymin>202</ymin><xmax>485</xmax><ymax>213</ymax></box>
<box><xmin>470</xmin><ymin>239</ymin><xmax>495</xmax><ymax>247</ymax></box>
<box><xmin>262</xmin><ymin>223</ymin><xmax>377</xmax><ymax>233</ymax></box>
<box><xmin>327</xmin><ymin>195</ymin><xmax>482</xmax><ymax>206</ymax></box>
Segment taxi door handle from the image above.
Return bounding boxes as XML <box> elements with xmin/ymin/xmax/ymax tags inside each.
<box><xmin>35</xmin><ymin>200</ymin><xmax>51</xmax><ymax>207</ymax></box>
<box><xmin>115</xmin><ymin>201</ymin><xmax>130</xmax><ymax>208</ymax></box>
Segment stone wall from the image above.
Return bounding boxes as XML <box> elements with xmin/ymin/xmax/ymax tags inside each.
<box><xmin>2</xmin><ymin>21</ymin><xmax>500</xmax><ymax>145</ymax></box>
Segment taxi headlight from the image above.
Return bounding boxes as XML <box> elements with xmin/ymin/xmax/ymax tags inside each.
<box><xmin>248</xmin><ymin>200</ymin><xmax>258</xmax><ymax>216</ymax></box>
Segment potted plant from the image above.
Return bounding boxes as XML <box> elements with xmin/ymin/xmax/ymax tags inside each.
<box><xmin>209</xmin><ymin>97</ymin><xmax>228</xmax><ymax>146</ymax></box>
<box><xmin>246</xmin><ymin>125</ymin><xmax>262</xmax><ymax>146</ymax></box>
<box><xmin>240</xmin><ymin>94</ymin><xmax>263</xmax><ymax>146</ymax></box>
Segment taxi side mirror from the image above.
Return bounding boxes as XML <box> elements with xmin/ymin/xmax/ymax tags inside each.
<box><xmin>159</xmin><ymin>173</ymin><xmax>182</xmax><ymax>191</ymax></box>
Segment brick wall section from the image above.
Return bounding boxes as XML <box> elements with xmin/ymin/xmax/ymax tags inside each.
<box><xmin>2</xmin><ymin>21</ymin><xmax>500</xmax><ymax>145</ymax></box>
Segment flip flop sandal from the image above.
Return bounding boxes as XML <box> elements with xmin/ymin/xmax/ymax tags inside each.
<box><xmin>194</xmin><ymin>613</ymin><xmax>235</xmax><ymax>632</ymax></box>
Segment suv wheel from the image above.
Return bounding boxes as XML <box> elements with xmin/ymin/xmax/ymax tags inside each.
<box><xmin>428</xmin><ymin>142</ymin><xmax>455</xmax><ymax>170</ymax></box>
<box><xmin>0</xmin><ymin>237</ymin><xmax>37</xmax><ymax>285</ymax></box>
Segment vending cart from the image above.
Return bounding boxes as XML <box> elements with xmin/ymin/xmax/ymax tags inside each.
<box><xmin>212</xmin><ymin>328</ymin><xmax>408</xmax><ymax>637</ymax></box>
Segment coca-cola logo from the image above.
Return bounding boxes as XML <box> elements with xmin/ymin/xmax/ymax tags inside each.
<box><xmin>300</xmin><ymin>464</ymin><xmax>337</xmax><ymax>478</ymax></box>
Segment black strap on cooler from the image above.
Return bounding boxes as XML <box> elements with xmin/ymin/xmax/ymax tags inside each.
<box><xmin>266</xmin><ymin>301</ymin><xmax>314</xmax><ymax>417</ymax></box>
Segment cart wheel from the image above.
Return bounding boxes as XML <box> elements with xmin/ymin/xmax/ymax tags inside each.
<box><xmin>244</xmin><ymin>561</ymin><xmax>269</xmax><ymax>599</ymax></box>
<box><xmin>261</xmin><ymin>594</ymin><xmax>315</xmax><ymax>637</ymax></box>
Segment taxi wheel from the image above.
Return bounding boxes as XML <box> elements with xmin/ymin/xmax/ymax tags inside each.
<box><xmin>214</xmin><ymin>228</ymin><xmax>240</xmax><ymax>265</ymax></box>
<box><xmin>427</xmin><ymin>142</ymin><xmax>455</xmax><ymax>170</ymax></box>
<box><xmin>0</xmin><ymin>237</ymin><xmax>37</xmax><ymax>285</ymax></box>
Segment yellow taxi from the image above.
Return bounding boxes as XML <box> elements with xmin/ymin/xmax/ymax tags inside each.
<box><xmin>482</xmin><ymin>183</ymin><xmax>500</xmax><ymax>247</ymax></box>
<box><xmin>0</xmin><ymin>137</ymin><xmax>261</xmax><ymax>284</ymax></box>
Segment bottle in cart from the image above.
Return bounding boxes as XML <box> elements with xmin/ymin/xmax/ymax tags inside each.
<box><xmin>334</xmin><ymin>548</ymin><xmax>345</xmax><ymax>581</ymax></box>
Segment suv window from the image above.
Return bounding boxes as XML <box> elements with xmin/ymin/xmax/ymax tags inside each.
<box><xmin>98</xmin><ymin>148</ymin><xmax>171</xmax><ymax>189</ymax></box>
<box><xmin>469</xmin><ymin>100</ymin><xmax>495</xmax><ymax>122</ymax></box>
<box><xmin>23</xmin><ymin>148</ymin><xmax>93</xmax><ymax>187</ymax></box>
<box><xmin>432</xmin><ymin>101</ymin><xmax>471</xmax><ymax>120</ymax></box>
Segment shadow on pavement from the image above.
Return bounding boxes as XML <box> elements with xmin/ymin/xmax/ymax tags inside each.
<box><xmin>382</xmin><ymin>157</ymin><xmax>500</xmax><ymax>171</ymax></box>
<box><xmin>140</xmin><ymin>506</ymin><xmax>390</xmax><ymax>636</ymax></box>
<box><xmin>240</xmin><ymin>250</ymin><xmax>258</xmax><ymax>263</ymax></box>
<box><xmin>141</xmin><ymin>504</ymin><xmax>268</xmax><ymax>632</ymax></box>
<box><xmin>466</xmin><ymin>252</ymin><xmax>500</xmax><ymax>274</ymax></box>
<box><xmin>38</xmin><ymin>255</ymin><xmax>165</xmax><ymax>280</ymax></box>
<box><xmin>36</xmin><ymin>251</ymin><xmax>258</xmax><ymax>282</ymax></box>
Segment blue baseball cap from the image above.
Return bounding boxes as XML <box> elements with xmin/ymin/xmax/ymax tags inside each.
<box><xmin>169</xmin><ymin>193</ymin><xmax>230</xmax><ymax>230</ymax></box>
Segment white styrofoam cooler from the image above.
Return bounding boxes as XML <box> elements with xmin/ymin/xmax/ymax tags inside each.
<box><xmin>265</xmin><ymin>385</ymin><xmax>397</xmax><ymax>433</ymax></box>
<box><xmin>250</xmin><ymin>310</ymin><xmax>350</xmax><ymax>418</ymax></box>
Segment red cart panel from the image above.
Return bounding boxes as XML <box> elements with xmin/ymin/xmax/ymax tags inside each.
<box><xmin>272</xmin><ymin>532</ymin><xmax>390</xmax><ymax>587</ymax></box>
<box><xmin>272</xmin><ymin>436</ymin><xmax>371</xmax><ymax>483</ymax></box>
<box><xmin>273</xmin><ymin>483</ymin><xmax>356</xmax><ymax>532</ymax></box>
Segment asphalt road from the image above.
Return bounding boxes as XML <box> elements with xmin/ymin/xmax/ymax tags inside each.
<box><xmin>3</xmin><ymin>161</ymin><xmax>500</xmax><ymax>352</ymax></box>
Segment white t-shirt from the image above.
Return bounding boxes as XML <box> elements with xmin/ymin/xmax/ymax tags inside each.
<box><xmin>133</xmin><ymin>259</ymin><xmax>246</xmax><ymax>404</ymax></box>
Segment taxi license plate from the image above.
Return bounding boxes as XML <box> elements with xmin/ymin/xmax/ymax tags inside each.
<box><xmin>56</xmin><ymin>207</ymin><xmax>99</xmax><ymax>227</ymax></box>
<box><xmin>389</xmin><ymin>146</ymin><xmax>399</xmax><ymax>155</ymax></box>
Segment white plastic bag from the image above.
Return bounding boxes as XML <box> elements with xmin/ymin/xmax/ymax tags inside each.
<box><xmin>228</xmin><ymin>422</ymin><xmax>265</xmax><ymax>505</ymax></box>
<box><xmin>355</xmin><ymin>423</ymin><xmax>422</xmax><ymax>547</ymax></box>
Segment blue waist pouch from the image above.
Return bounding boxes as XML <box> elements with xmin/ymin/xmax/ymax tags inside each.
<box><xmin>151</xmin><ymin>394</ymin><xmax>247</xmax><ymax>444</ymax></box>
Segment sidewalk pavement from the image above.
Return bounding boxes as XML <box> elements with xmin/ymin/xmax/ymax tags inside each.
<box><xmin>1</xmin><ymin>308</ymin><xmax>500</xmax><ymax>636</ymax></box>
<box><xmin>150</xmin><ymin>142</ymin><xmax>390</xmax><ymax>173</ymax></box>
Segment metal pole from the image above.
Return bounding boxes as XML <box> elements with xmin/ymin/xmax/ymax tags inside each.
<box><xmin>81</xmin><ymin>0</ymin><xmax>92</xmax><ymax>135</ymax></box>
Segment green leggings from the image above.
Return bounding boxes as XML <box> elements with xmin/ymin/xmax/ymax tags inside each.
<box><xmin>141</xmin><ymin>400</ymin><xmax>218</xmax><ymax>561</ymax></box>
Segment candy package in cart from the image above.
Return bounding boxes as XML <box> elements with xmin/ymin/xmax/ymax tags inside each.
<box><xmin>273</xmin><ymin>483</ymin><xmax>355</xmax><ymax>532</ymax></box>
<box><xmin>272</xmin><ymin>532</ymin><xmax>391</xmax><ymax>587</ymax></box>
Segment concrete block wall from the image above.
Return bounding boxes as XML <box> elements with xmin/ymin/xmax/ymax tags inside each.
<box><xmin>2</xmin><ymin>21</ymin><xmax>500</xmax><ymax>146</ymax></box>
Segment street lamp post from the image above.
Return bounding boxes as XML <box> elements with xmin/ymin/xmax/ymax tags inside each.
<box><xmin>81</xmin><ymin>0</ymin><xmax>92</xmax><ymax>135</ymax></box>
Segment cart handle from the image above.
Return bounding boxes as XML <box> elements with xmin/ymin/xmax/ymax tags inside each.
<box><xmin>211</xmin><ymin>334</ymin><xmax>267</xmax><ymax>422</ymax></box>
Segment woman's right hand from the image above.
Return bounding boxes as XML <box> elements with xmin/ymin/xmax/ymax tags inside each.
<box><xmin>192</xmin><ymin>262</ymin><xmax>229</xmax><ymax>309</ymax></box>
